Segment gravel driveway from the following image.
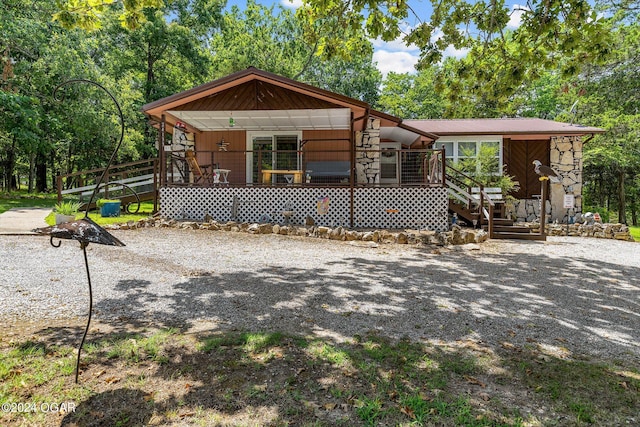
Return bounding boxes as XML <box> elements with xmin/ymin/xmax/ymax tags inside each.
<box><xmin>1</xmin><ymin>229</ymin><xmax>638</xmax><ymax>365</ymax></box>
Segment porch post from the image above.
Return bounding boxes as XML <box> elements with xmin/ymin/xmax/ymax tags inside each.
<box><xmin>159</xmin><ymin>114</ymin><xmax>166</xmax><ymax>186</ymax></box>
<box><xmin>349</xmin><ymin>111</ymin><xmax>356</xmax><ymax>228</ymax></box>
<box><xmin>540</xmin><ymin>180</ymin><xmax>547</xmax><ymax>238</ymax></box>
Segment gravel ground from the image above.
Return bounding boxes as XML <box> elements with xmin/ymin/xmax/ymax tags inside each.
<box><xmin>1</xmin><ymin>228</ymin><xmax>638</xmax><ymax>365</ymax></box>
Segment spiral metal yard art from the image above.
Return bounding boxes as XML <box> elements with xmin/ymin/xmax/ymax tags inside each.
<box><xmin>32</xmin><ymin>79</ymin><xmax>126</xmax><ymax>383</ymax></box>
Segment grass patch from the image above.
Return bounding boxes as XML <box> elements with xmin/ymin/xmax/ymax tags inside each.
<box><xmin>630</xmin><ymin>225</ymin><xmax>640</xmax><ymax>242</ymax></box>
<box><xmin>43</xmin><ymin>201</ymin><xmax>155</xmax><ymax>226</ymax></box>
<box><xmin>0</xmin><ymin>191</ymin><xmax>154</xmax><ymax>226</ymax></box>
<box><xmin>0</xmin><ymin>191</ymin><xmax>57</xmax><ymax>214</ymax></box>
<box><xmin>1</xmin><ymin>327</ymin><xmax>637</xmax><ymax>426</ymax></box>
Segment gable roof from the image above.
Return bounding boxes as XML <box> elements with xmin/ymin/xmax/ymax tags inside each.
<box><xmin>142</xmin><ymin>67</ymin><xmax>370</xmax><ymax>117</ymax></box>
<box><xmin>141</xmin><ymin>67</ymin><xmax>438</xmax><ymax>143</ymax></box>
<box><xmin>405</xmin><ymin>118</ymin><xmax>604</xmax><ymax>137</ymax></box>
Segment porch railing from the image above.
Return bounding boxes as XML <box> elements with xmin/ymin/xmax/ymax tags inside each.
<box><xmin>162</xmin><ymin>148</ymin><xmax>446</xmax><ymax>188</ymax></box>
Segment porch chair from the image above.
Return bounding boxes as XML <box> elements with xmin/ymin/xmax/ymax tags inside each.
<box><xmin>185</xmin><ymin>150</ymin><xmax>216</xmax><ymax>185</ymax></box>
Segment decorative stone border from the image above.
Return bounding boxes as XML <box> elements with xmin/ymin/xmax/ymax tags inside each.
<box><xmin>523</xmin><ymin>222</ymin><xmax>635</xmax><ymax>241</ymax></box>
<box><xmin>107</xmin><ymin>218</ymin><xmax>488</xmax><ymax>246</ymax></box>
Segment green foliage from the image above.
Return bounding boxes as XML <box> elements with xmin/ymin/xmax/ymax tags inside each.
<box><xmin>54</xmin><ymin>200</ymin><xmax>82</xmax><ymax>215</ymax></box>
<box><xmin>376</xmin><ymin>69</ymin><xmax>444</xmax><ymax>118</ymax></box>
<box><xmin>207</xmin><ymin>1</ymin><xmax>381</xmax><ymax>103</ymax></box>
<box><xmin>454</xmin><ymin>144</ymin><xmax>520</xmax><ymax>197</ymax></box>
<box><xmin>53</xmin><ymin>0</ymin><xmax>164</xmax><ymax>31</ymax></box>
<box><xmin>297</xmin><ymin>0</ymin><xmax>612</xmax><ymax>108</ymax></box>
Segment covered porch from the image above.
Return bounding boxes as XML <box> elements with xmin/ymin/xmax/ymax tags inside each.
<box><xmin>143</xmin><ymin>67</ymin><xmax>449</xmax><ymax>230</ymax></box>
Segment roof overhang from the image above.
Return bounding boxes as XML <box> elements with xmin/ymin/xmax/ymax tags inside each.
<box><xmin>371</xmin><ymin>109</ymin><xmax>439</xmax><ymax>146</ymax></box>
<box><xmin>403</xmin><ymin>118</ymin><xmax>604</xmax><ymax>137</ymax></box>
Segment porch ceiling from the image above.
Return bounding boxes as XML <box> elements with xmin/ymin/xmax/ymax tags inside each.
<box><xmin>380</xmin><ymin>126</ymin><xmax>422</xmax><ymax>146</ymax></box>
<box><xmin>167</xmin><ymin>108</ymin><xmax>351</xmax><ymax>131</ymax></box>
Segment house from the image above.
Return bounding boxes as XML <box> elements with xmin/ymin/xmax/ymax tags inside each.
<box><xmin>405</xmin><ymin>119</ymin><xmax>604</xmax><ymax>223</ymax></box>
<box><xmin>141</xmin><ymin>67</ymin><xmax>603</xmax><ymax>231</ymax></box>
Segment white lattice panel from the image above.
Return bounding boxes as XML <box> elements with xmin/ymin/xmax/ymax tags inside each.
<box><xmin>160</xmin><ymin>186</ymin><xmax>448</xmax><ymax>230</ymax></box>
<box><xmin>160</xmin><ymin>187</ymin><xmax>351</xmax><ymax>226</ymax></box>
<box><xmin>354</xmin><ymin>187</ymin><xmax>448</xmax><ymax>231</ymax></box>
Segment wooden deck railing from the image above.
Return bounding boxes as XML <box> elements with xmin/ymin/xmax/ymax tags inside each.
<box><xmin>161</xmin><ymin>148</ymin><xmax>446</xmax><ymax>188</ymax></box>
<box><xmin>56</xmin><ymin>158</ymin><xmax>159</xmax><ymax>212</ymax></box>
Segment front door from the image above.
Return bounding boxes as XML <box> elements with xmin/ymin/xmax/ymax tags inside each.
<box><xmin>246</xmin><ymin>132</ymin><xmax>301</xmax><ymax>184</ymax></box>
<box><xmin>380</xmin><ymin>143</ymin><xmax>401</xmax><ymax>184</ymax></box>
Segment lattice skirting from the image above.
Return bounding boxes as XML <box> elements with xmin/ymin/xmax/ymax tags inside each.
<box><xmin>160</xmin><ymin>187</ymin><xmax>448</xmax><ymax>231</ymax></box>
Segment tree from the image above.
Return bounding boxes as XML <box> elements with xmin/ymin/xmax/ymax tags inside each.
<box><xmin>297</xmin><ymin>0</ymin><xmax>611</xmax><ymax>102</ymax></box>
<box><xmin>0</xmin><ymin>92</ymin><xmax>40</xmax><ymax>190</ymax></box>
<box><xmin>376</xmin><ymin>69</ymin><xmax>443</xmax><ymax>118</ymax></box>
<box><xmin>53</xmin><ymin>0</ymin><xmax>163</xmax><ymax>30</ymax></box>
<box><xmin>576</xmin><ymin>11</ymin><xmax>640</xmax><ymax>224</ymax></box>
<box><xmin>208</xmin><ymin>1</ymin><xmax>382</xmax><ymax>103</ymax></box>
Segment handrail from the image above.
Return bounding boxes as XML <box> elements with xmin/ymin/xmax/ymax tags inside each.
<box><xmin>444</xmin><ymin>163</ymin><xmax>487</xmax><ymax>226</ymax></box>
<box><xmin>480</xmin><ymin>189</ymin><xmax>495</xmax><ymax>238</ymax></box>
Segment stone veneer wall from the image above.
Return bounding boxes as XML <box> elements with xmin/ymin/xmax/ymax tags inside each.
<box><xmin>512</xmin><ymin>136</ymin><xmax>583</xmax><ymax>223</ymax></box>
<box><xmin>355</xmin><ymin>118</ymin><xmax>380</xmax><ymax>184</ymax></box>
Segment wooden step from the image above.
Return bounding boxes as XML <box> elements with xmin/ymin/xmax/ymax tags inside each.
<box><xmin>490</xmin><ymin>225</ymin><xmax>532</xmax><ymax>233</ymax></box>
<box><xmin>492</xmin><ymin>232</ymin><xmax>546</xmax><ymax>240</ymax></box>
<box><xmin>492</xmin><ymin>218</ymin><xmax>514</xmax><ymax>226</ymax></box>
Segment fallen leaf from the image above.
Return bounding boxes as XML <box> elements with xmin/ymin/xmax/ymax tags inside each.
<box><xmin>104</xmin><ymin>376</ymin><xmax>120</xmax><ymax>384</ymax></box>
<box><xmin>323</xmin><ymin>403</ymin><xmax>336</xmax><ymax>410</ymax></box>
<box><xmin>464</xmin><ymin>375</ymin><xmax>486</xmax><ymax>388</ymax></box>
<box><xmin>400</xmin><ymin>405</ymin><xmax>416</xmax><ymax>419</ymax></box>
<box><xmin>478</xmin><ymin>392</ymin><xmax>490</xmax><ymax>401</ymax></box>
<box><xmin>619</xmin><ymin>381</ymin><xmax>628</xmax><ymax>390</ymax></box>
<box><xmin>179</xmin><ymin>412</ymin><xmax>196</xmax><ymax>418</ymax></box>
<box><xmin>143</xmin><ymin>392</ymin><xmax>155</xmax><ymax>402</ymax></box>
<box><xmin>94</xmin><ymin>370</ymin><xmax>106</xmax><ymax>378</ymax></box>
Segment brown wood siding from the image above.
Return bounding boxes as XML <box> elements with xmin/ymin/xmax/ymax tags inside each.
<box><xmin>504</xmin><ymin>138</ymin><xmax>550</xmax><ymax>199</ymax></box>
<box><xmin>302</xmin><ymin>130</ymin><xmax>351</xmax><ymax>161</ymax></box>
<box><xmin>196</xmin><ymin>131</ymin><xmax>246</xmax><ymax>183</ymax></box>
<box><xmin>173</xmin><ymin>81</ymin><xmax>340</xmax><ymax>111</ymax></box>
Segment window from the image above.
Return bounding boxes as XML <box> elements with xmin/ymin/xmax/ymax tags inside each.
<box><xmin>438</xmin><ymin>137</ymin><xmax>502</xmax><ymax>176</ymax></box>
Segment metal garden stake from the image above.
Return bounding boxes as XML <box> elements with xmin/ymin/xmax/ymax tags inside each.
<box><xmin>33</xmin><ymin>79</ymin><xmax>126</xmax><ymax>383</ymax></box>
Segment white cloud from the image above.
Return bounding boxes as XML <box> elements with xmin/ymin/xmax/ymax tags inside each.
<box><xmin>442</xmin><ymin>45</ymin><xmax>469</xmax><ymax>59</ymax></box>
<box><xmin>508</xmin><ymin>4</ymin><xmax>529</xmax><ymax>29</ymax></box>
<box><xmin>280</xmin><ymin>0</ymin><xmax>303</xmax><ymax>9</ymax></box>
<box><xmin>373</xmin><ymin>50</ymin><xmax>420</xmax><ymax>77</ymax></box>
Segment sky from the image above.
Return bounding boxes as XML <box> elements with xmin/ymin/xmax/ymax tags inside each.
<box><xmin>225</xmin><ymin>0</ymin><xmax>528</xmax><ymax>77</ymax></box>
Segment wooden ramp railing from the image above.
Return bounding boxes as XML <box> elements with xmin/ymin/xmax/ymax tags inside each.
<box><xmin>57</xmin><ymin>158</ymin><xmax>159</xmax><ymax>213</ymax></box>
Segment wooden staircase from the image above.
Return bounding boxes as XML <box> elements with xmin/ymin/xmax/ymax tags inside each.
<box><xmin>483</xmin><ymin>218</ymin><xmax>545</xmax><ymax>240</ymax></box>
<box><xmin>445</xmin><ymin>165</ymin><xmax>546</xmax><ymax>241</ymax></box>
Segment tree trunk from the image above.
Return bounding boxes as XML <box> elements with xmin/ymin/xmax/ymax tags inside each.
<box><xmin>618</xmin><ymin>170</ymin><xmax>626</xmax><ymax>224</ymax></box>
<box><xmin>6</xmin><ymin>136</ymin><xmax>17</xmax><ymax>191</ymax></box>
<box><xmin>35</xmin><ymin>151</ymin><xmax>47</xmax><ymax>192</ymax></box>
<box><xmin>28</xmin><ymin>152</ymin><xmax>36</xmax><ymax>192</ymax></box>
<box><xmin>629</xmin><ymin>185</ymin><xmax>637</xmax><ymax>226</ymax></box>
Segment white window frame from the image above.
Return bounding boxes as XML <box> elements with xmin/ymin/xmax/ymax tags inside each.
<box><xmin>245</xmin><ymin>131</ymin><xmax>302</xmax><ymax>183</ymax></box>
<box><xmin>439</xmin><ymin>135</ymin><xmax>503</xmax><ymax>175</ymax></box>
